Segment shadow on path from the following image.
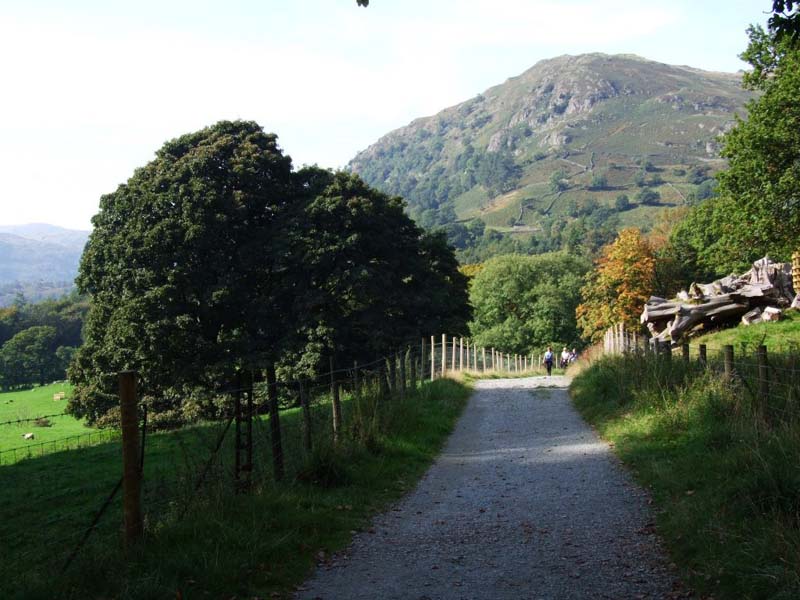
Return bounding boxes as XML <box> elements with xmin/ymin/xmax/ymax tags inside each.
<box><xmin>296</xmin><ymin>376</ymin><xmax>681</xmax><ymax>600</ymax></box>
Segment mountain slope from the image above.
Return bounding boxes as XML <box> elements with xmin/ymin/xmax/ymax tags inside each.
<box><xmin>0</xmin><ymin>224</ymin><xmax>89</xmax><ymax>305</ymax></box>
<box><xmin>348</xmin><ymin>54</ymin><xmax>754</xmax><ymax>239</ymax></box>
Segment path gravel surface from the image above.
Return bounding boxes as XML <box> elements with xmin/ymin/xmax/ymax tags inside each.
<box><xmin>296</xmin><ymin>376</ymin><xmax>684</xmax><ymax>600</ymax></box>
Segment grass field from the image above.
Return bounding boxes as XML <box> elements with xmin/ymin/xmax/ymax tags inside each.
<box><xmin>0</xmin><ymin>383</ymin><xmax>98</xmax><ymax>461</ymax></box>
<box><xmin>571</xmin><ymin>338</ymin><xmax>800</xmax><ymax>598</ymax></box>
<box><xmin>0</xmin><ymin>378</ymin><xmax>471</xmax><ymax>599</ymax></box>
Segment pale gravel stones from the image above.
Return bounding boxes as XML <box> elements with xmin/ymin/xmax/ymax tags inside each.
<box><xmin>295</xmin><ymin>376</ymin><xmax>683</xmax><ymax>600</ymax></box>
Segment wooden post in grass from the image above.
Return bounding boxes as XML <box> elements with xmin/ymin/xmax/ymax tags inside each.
<box><xmin>421</xmin><ymin>337</ymin><xmax>427</xmax><ymax>383</ymax></box>
<box><xmin>441</xmin><ymin>334</ymin><xmax>447</xmax><ymax>376</ymax></box>
<box><xmin>757</xmin><ymin>345</ymin><xmax>769</xmax><ymax>404</ymax></box>
<box><xmin>409</xmin><ymin>347</ymin><xmax>416</xmax><ymax>391</ymax></box>
<box><xmin>299</xmin><ymin>380</ymin><xmax>312</xmax><ymax>452</ymax></box>
<box><xmin>389</xmin><ymin>353</ymin><xmax>397</xmax><ymax>394</ymax></box>
<box><xmin>699</xmin><ymin>344</ymin><xmax>707</xmax><ymax>369</ymax></box>
<box><xmin>330</xmin><ymin>357</ymin><xmax>342</xmax><ymax>443</ymax></box>
<box><xmin>399</xmin><ymin>349</ymin><xmax>406</xmax><ymax>400</ymax></box>
<box><xmin>451</xmin><ymin>337</ymin><xmax>457</xmax><ymax>372</ymax></box>
<box><xmin>119</xmin><ymin>371</ymin><xmax>143</xmax><ymax>546</ymax></box>
<box><xmin>682</xmin><ymin>342</ymin><xmax>690</xmax><ymax>366</ymax></box>
<box><xmin>266</xmin><ymin>363</ymin><xmax>284</xmax><ymax>481</ymax></box>
<box><xmin>482</xmin><ymin>347</ymin><xmax>486</xmax><ymax>373</ymax></box>
<box><xmin>459</xmin><ymin>337</ymin><xmax>464</xmax><ymax>371</ymax></box>
<box><xmin>724</xmin><ymin>345</ymin><xmax>734</xmax><ymax>381</ymax></box>
<box><xmin>431</xmin><ymin>336</ymin><xmax>436</xmax><ymax>381</ymax></box>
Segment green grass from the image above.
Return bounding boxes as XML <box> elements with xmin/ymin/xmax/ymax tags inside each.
<box><xmin>0</xmin><ymin>378</ymin><xmax>471</xmax><ymax>599</ymax></box>
<box><xmin>693</xmin><ymin>309</ymin><xmax>800</xmax><ymax>354</ymax></box>
<box><xmin>0</xmin><ymin>383</ymin><xmax>97</xmax><ymax>460</ymax></box>
<box><xmin>571</xmin><ymin>352</ymin><xmax>800</xmax><ymax>599</ymax></box>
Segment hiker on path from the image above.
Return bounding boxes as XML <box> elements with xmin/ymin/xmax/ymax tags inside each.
<box><xmin>560</xmin><ymin>347</ymin><xmax>570</xmax><ymax>369</ymax></box>
<box><xmin>544</xmin><ymin>346</ymin><xmax>554</xmax><ymax>377</ymax></box>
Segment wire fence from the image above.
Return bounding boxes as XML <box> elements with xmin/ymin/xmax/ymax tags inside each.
<box><xmin>600</xmin><ymin>323</ymin><xmax>800</xmax><ymax>425</ymax></box>
<box><xmin>0</xmin><ymin>334</ymin><xmax>535</xmax><ymax>591</ymax></box>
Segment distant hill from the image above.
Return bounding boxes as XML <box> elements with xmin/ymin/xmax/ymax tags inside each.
<box><xmin>348</xmin><ymin>53</ymin><xmax>755</xmax><ymax>255</ymax></box>
<box><xmin>0</xmin><ymin>224</ymin><xmax>89</xmax><ymax>305</ymax></box>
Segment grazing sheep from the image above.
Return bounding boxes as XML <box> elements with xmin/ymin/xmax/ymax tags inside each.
<box><xmin>22</xmin><ymin>432</ymin><xmax>35</xmax><ymax>440</ymax></box>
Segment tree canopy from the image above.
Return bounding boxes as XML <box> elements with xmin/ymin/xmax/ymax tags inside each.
<box><xmin>469</xmin><ymin>253</ymin><xmax>590</xmax><ymax>354</ymax></box>
<box><xmin>69</xmin><ymin>121</ymin><xmax>470</xmax><ymax>425</ymax></box>
<box><xmin>665</xmin><ymin>24</ymin><xmax>800</xmax><ymax>279</ymax></box>
<box><xmin>576</xmin><ymin>228</ymin><xmax>655</xmax><ymax>342</ymax></box>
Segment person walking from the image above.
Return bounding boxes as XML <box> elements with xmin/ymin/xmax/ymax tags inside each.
<box><xmin>560</xmin><ymin>346</ymin><xmax>570</xmax><ymax>369</ymax></box>
<box><xmin>544</xmin><ymin>346</ymin><xmax>554</xmax><ymax>377</ymax></box>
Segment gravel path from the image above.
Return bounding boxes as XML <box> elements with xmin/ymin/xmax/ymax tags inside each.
<box><xmin>296</xmin><ymin>376</ymin><xmax>683</xmax><ymax>600</ymax></box>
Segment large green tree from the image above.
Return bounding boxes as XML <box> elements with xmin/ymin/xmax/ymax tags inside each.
<box><xmin>287</xmin><ymin>169</ymin><xmax>470</xmax><ymax>374</ymax></box>
<box><xmin>469</xmin><ymin>253</ymin><xmax>590</xmax><ymax>354</ymax></box>
<box><xmin>69</xmin><ymin>122</ymin><xmax>470</xmax><ymax>424</ymax></box>
<box><xmin>0</xmin><ymin>326</ymin><xmax>59</xmax><ymax>387</ymax></box>
<box><xmin>666</xmin><ymin>24</ymin><xmax>800</xmax><ymax>277</ymax></box>
<box><xmin>69</xmin><ymin>121</ymin><xmax>296</xmax><ymax>423</ymax></box>
<box><xmin>716</xmin><ymin>27</ymin><xmax>800</xmax><ymax>262</ymax></box>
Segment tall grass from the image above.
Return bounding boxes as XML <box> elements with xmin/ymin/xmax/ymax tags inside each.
<box><xmin>2</xmin><ymin>378</ymin><xmax>470</xmax><ymax>599</ymax></box>
<box><xmin>571</xmin><ymin>351</ymin><xmax>800</xmax><ymax>599</ymax></box>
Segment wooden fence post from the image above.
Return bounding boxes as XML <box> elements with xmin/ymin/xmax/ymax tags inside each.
<box><xmin>330</xmin><ymin>357</ymin><xmax>343</xmax><ymax>442</ymax></box>
<box><xmin>757</xmin><ymin>345</ymin><xmax>769</xmax><ymax>404</ymax></box>
<box><xmin>119</xmin><ymin>371</ymin><xmax>142</xmax><ymax>546</ymax></box>
<box><xmin>451</xmin><ymin>337</ymin><xmax>457</xmax><ymax>372</ymax></box>
<box><xmin>459</xmin><ymin>337</ymin><xmax>464</xmax><ymax>372</ymax></box>
<box><xmin>441</xmin><ymin>334</ymin><xmax>447</xmax><ymax>376</ymax></box>
<box><xmin>682</xmin><ymin>342</ymin><xmax>690</xmax><ymax>367</ymax></box>
<box><xmin>724</xmin><ymin>345</ymin><xmax>734</xmax><ymax>380</ymax></box>
<box><xmin>388</xmin><ymin>353</ymin><xmax>397</xmax><ymax>394</ymax></box>
<box><xmin>409</xmin><ymin>347</ymin><xmax>416</xmax><ymax>391</ymax></box>
<box><xmin>699</xmin><ymin>344</ymin><xmax>707</xmax><ymax>369</ymax></box>
<box><xmin>431</xmin><ymin>335</ymin><xmax>436</xmax><ymax>381</ymax></box>
<box><xmin>267</xmin><ymin>363</ymin><xmax>284</xmax><ymax>480</ymax></box>
<box><xmin>421</xmin><ymin>338</ymin><xmax>427</xmax><ymax>383</ymax></box>
<box><xmin>399</xmin><ymin>349</ymin><xmax>406</xmax><ymax>400</ymax></box>
<box><xmin>482</xmin><ymin>347</ymin><xmax>486</xmax><ymax>373</ymax></box>
<box><xmin>299</xmin><ymin>380</ymin><xmax>312</xmax><ymax>453</ymax></box>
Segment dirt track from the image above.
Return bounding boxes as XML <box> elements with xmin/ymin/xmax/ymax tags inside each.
<box><xmin>296</xmin><ymin>376</ymin><xmax>681</xmax><ymax>600</ymax></box>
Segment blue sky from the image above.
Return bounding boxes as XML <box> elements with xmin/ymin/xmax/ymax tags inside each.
<box><xmin>0</xmin><ymin>0</ymin><xmax>769</xmax><ymax>229</ymax></box>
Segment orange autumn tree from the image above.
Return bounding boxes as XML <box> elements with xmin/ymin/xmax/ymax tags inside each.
<box><xmin>576</xmin><ymin>228</ymin><xmax>656</xmax><ymax>342</ymax></box>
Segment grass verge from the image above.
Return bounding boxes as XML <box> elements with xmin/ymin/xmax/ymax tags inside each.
<box><xmin>570</xmin><ymin>352</ymin><xmax>800</xmax><ymax>599</ymax></box>
<box><xmin>2</xmin><ymin>378</ymin><xmax>471</xmax><ymax>599</ymax></box>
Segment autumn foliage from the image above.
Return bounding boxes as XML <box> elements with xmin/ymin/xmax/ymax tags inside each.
<box><xmin>576</xmin><ymin>228</ymin><xmax>656</xmax><ymax>342</ymax></box>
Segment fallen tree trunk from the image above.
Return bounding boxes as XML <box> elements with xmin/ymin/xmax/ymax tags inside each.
<box><xmin>641</xmin><ymin>256</ymin><xmax>797</xmax><ymax>343</ymax></box>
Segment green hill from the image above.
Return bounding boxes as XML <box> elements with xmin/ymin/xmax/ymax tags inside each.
<box><xmin>348</xmin><ymin>53</ymin><xmax>754</xmax><ymax>257</ymax></box>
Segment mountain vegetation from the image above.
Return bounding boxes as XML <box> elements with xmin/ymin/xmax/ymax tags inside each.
<box><xmin>348</xmin><ymin>53</ymin><xmax>754</xmax><ymax>261</ymax></box>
